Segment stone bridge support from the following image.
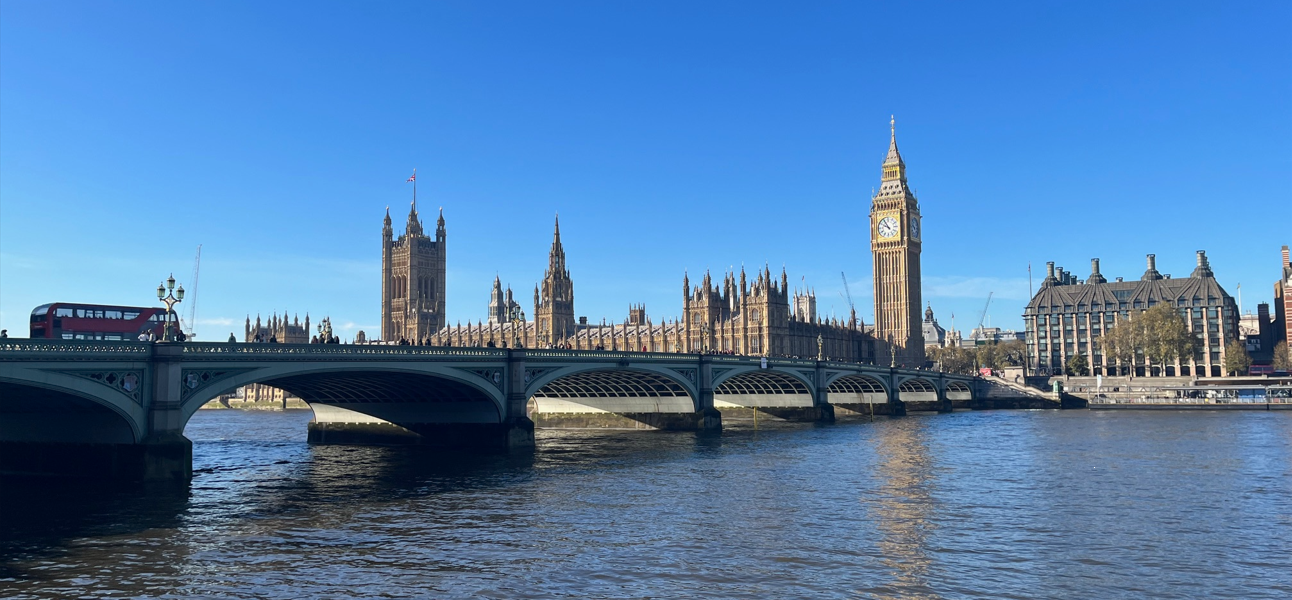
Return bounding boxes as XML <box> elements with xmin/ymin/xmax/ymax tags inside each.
<box><xmin>814</xmin><ymin>363</ymin><xmax>836</xmax><ymax>422</ymax></box>
<box><xmin>696</xmin><ymin>355</ymin><xmax>722</xmax><ymax>430</ymax></box>
<box><xmin>886</xmin><ymin>371</ymin><xmax>908</xmax><ymax>416</ymax></box>
<box><xmin>139</xmin><ymin>344</ymin><xmax>194</xmax><ymax>482</ymax></box>
<box><xmin>505</xmin><ymin>351</ymin><xmax>536</xmax><ymax>448</ymax></box>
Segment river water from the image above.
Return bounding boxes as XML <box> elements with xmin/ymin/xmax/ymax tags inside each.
<box><xmin>2</xmin><ymin>410</ymin><xmax>1289</xmax><ymax>599</ymax></box>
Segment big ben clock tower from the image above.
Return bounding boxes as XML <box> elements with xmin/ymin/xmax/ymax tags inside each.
<box><xmin>870</xmin><ymin>116</ymin><xmax>924</xmax><ymax>365</ymax></box>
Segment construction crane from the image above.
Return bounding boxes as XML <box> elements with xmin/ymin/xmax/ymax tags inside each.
<box><xmin>975</xmin><ymin>292</ymin><xmax>993</xmax><ymax>341</ymax></box>
<box><xmin>840</xmin><ymin>272</ymin><xmax>856</xmax><ymax>325</ymax></box>
<box><xmin>184</xmin><ymin>245</ymin><xmax>202</xmax><ymax>338</ymax></box>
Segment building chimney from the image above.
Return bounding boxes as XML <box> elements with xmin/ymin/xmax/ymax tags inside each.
<box><xmin>1042</xmin><ymin>262</ymin><xmax>1058</xmax><ymax>287</ymax></box>
<box><xmin>1191</xmin><ymin>249</ymin><xmax>1214</xmax><ymax>278</ymax></box>
<box><xmin>1142</xmin><ymin>254</ymin><xmax>1163</xmax><ymax>281</ymax></box>
<box><xmin>1087</xmin><ymin>258</ymin><xmax>1107</xmax><ymax>284</ymax></box>
<box><xmin>1116</xmin><ymin>277</ymin><xmax>1123</xmax><ymax>282</ymax></box>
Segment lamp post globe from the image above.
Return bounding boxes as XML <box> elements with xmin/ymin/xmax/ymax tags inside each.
<box><xmin>177</xmin><ymin>285</ymin><xmax>185</xmax><ymax>301</ymax></box>
<box><xmin>167</xmin><ymin>274</ymin><xmax>176</xmax><ymax>291</ymax></box>
<box><xmin>157</xmin><ymin>283</ymin><xmax>165</xmax><ymax>300</ymax></box>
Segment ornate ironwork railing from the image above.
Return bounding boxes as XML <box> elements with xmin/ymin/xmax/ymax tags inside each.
<box><xmin>0</xmin><ymin>339</ymin><xmax>152</xmax><ymax>357</ymax></box>
<box><xmin>181</xmin><ymin>342</ymin><xmax>508</xmax><ymax>359</ymax></box>
<box><xmin>522</xmin><ymin>349</ymin><xmax>689</xmax><ymax>362</ymax></box>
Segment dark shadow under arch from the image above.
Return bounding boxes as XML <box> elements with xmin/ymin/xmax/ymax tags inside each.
<box><xmin>0</xmin><ymin>380</ymin><xmax>138</xmax><ymax>444</ymax></box>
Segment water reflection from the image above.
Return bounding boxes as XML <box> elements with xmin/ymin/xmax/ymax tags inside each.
<box><xmin>862</xmin><ymin>417</ymin><xmax>939</xmax><ymax>599</ymax></box>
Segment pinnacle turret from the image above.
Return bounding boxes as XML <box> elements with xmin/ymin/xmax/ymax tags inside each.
<box><xmin>882</xmin><ymin>114</ymin><xmax>906</xmax><ymax>182</ymax></box>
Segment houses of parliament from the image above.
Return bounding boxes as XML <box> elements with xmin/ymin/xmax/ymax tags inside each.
<box><xmin>381</xmin><ymin>119</ymin><xmax>926</xmax><ymax>364</ymax></box>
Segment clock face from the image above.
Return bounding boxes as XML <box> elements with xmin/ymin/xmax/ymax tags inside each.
<box><xmin>909</xmin><ymin>219</ymin><xmax>920</xmax><ymax>239</ymax></box>
<box><xmin>877</xmin><ymin>216</ymin><xmax>899</xmax><ymax>238</ymax></box>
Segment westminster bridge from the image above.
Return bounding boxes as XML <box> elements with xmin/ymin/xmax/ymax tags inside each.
<box><xmin>0</xmin><ymin>340</ymin><xmax>980</xmax><ymax>482</ymax></box>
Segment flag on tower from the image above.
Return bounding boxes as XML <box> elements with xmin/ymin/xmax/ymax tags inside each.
<box><xmin>407</xmin><ymin>170</ymin><xmax>416</xmax><ymax>183</ymax></box>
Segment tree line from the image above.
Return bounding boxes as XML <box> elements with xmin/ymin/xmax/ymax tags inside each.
<box><xmin>925</xmin><ymin>339</ymin><xmax>1026</xmax><ymax>375</ymax></box>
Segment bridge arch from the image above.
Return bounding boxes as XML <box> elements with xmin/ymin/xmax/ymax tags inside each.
<box><xmin>946</xmin><ymin>380</ymin><xmax>973</xmax><ymax>401</ymax></box>
<box><xmin>712</xmin><ymin>368</ymin><xmax>815</xmax><ymax>409</ymax></box>
<box><xmin>526</xmin><ymin>366</ymin><xmax>698</xmax><ymax>415</ymax></box>
<box><xmin>180</xmin><ymin>363</ymin><xmax>508</xmax><ymax>432</ymax></box>
<box><xmin>897</xmin><ymin>377</ymin><xmax>938</xmax><ymax>402</ymax></box>
<box><xmin>0</xmin><ymin>376</ymin><xmax>145</xmax><ymax>444</ymax></box>
<box><xmin>826</xmin><ymin>374</ymin><xmax>889</xmax><ymax>403</ymax></box>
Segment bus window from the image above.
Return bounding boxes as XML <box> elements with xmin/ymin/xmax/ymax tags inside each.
<box><xmin>105</xmin><ymin>310</ymin><xmax>122</xmax><ymax>319</ymax></box>
<box><xmin>56</xmin><ymin>308</ymin><xmax>74</xmax><ymax>317</ymax></box>
<box><xmin>124</xmin><ymin>311</ymin><xmax>140</xmax><ymax>320</ymax></box>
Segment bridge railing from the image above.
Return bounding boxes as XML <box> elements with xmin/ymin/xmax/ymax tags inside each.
<box><xmin>180</xmin><ymin>342</ymin><xmax>509</xmax><ymax>358</ymax></box>
<box><xmin>523</xmin><ymin>349</ymin><xmax>698</xmax><ymax>362</ymax></box>
<box><xmin>0</xmin><ymin>339</ymin><xmax>153</xmax><ymax>358</ymax></box>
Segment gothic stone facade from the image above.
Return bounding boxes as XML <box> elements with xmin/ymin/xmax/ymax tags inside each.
<box><xmin>428</xmin><ymin>217</ymin><xmax>873</xmax><ymax>361</ymax></box>
<box><xmin>244</xmin><ymin>312</ymin><xmax>310</xmax><ymax>343</ymax></box>
<box><xmin>381</xmin><ymin>202</ymin><xmax>446</xmax><ymax>342</ymax></box>
<box><xmin>1024</xmin><ymin>252</ymin><xmax>1239</xmax><ymax>377</ymax></box>
<box><xmin>870</xmin><ymin>118</ymin><xmax>924</xmax><ymax>365</ymax></box>
<box><xmin>399</xmin><ymin>119</ymin><xmax>923</xmax><ymax>364</ymax></box>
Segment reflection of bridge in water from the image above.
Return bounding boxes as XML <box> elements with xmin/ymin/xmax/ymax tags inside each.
<box><xmin>0</xmin><ymin>340</ymin><xmax>976</xmax><ymax>482</ymax></box>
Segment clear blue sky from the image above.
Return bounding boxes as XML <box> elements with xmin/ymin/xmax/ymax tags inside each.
<box><xmin>2</xmin><ymin>1</ymin><xmax>1289</xmax><ymax>340</ymax></box>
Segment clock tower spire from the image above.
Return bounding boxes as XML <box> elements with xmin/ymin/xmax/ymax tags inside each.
<box><xmin>869</xmin><ymin>116</ymin><xmax>924</xmax><ymax>365</ymax></box>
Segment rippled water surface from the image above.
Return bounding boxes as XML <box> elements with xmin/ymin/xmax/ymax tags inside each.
<box><xmin>2</xmin><ymin>410</ymin><xmax>1290</xmax><ymax>599</ymax></box>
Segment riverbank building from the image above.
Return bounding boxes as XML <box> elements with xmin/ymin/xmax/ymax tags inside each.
<box><xmin>1023</xmin><ymin>252</ymin><xmax>1239</xmax><ymax>377</ymax></box>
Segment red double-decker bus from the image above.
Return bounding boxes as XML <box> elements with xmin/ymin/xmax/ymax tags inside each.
<box><xmin>29</xmin><ymin>303</ymin><xmax>172</xmax><ymax>341</ymax></box>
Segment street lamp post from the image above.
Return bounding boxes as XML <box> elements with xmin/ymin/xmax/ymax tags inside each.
<box><xmin>156</xmin><ymin>273</ymin><xmax>185</xmax><ymax>342</ymax></box>
<box><xmin>510</xmin><ymin>305</ymin><xmax>525</xmax><ymax>348</ymax></box>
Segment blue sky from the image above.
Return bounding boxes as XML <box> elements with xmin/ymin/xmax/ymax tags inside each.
<box><xmin>2</xmin><ymin>1</ymin><xmax>1289</xmax><ymax>340</ymax></box>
